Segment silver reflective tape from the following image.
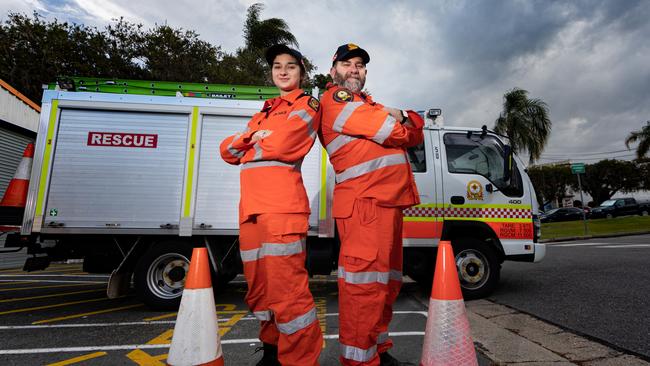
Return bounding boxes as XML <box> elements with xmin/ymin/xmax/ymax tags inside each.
<box><xmin>277</xmin><ymin>307</ymin><xmax>318</xmax><ymax>335</ymax></box>
<box><xmin>227</xmin><ymin>132</ymin><xmax>245</xmax><ymax>158</ymax></box>
<box><xmin>338</xmin><ymin>266</ymin><xmax>389</xmax><ymax>285</ymax></box>
<box><xmin>332</xmin><ymin>102</ymin><xmax>364</xmax><ymax>133</ymax></box>
<box><xmin>241</xmin><ymin>160</ymin><xmax>296</xmax><ymax>170</ymax></box>
<box><xmin>377</xmin><ymin>331</ymin><xmax>389</xmax><ymax>345</ymax></box>
<box><xmin>340</xmin><ymin>343</ymin><xmax>377</xmax><ymax>362</ymax></box>
<box><xmin>289</xmin><ymin>109</ymin><xmax>316</xmax><ymax>137</ymax></box>
<box><xmin>389</xmin><ymin>270</ymin><xmax>403</xmax><ymax>282</ymax></box>
<box><xmin>239</xmin><ymin>239</ymin><xmax>305</xmax><ymax>263</ymax></box>
<box><xmin>372</xmin><ymin>115</ymin><xmax>397</xmax><ymax>144</ymax></box>
<box><xmin>252</xmin><ymin>143</ymin><xmax>263</xmax><ymax>161</ymax></box>
<box><xmin>325</xmin><ymin>134</ymin><xmax>358</xmax><ymax>156</ymax></box>
<box><xmin>335</xmin><ymin>153</ymin><xmax>407</xmax><ymax>183</ymax></box>
<box><xmin>254</xmin><ymin>310</ymin><xmax>272</xmax><ymax>321</ymax></box>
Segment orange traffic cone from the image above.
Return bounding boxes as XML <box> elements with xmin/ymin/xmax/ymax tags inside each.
<box><xmin>0</xmin><ymin>143</ymin><xmax>34</xmax><ymax>207</ymax></box>
<box><xmin>420</xmin><ymin>241</ymin><xmax>478</xmax><ymax>366</ymax></box>
<box><xmin>167</xmin><ymin>248</ymin><xmax>224</xmax><ymax>366</ymax></box>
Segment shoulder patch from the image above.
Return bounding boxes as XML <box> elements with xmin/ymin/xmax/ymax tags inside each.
<box><xmin>333</xmin><ymin>88</ymin><xmax>354</xmax><ymax>103</ymax></box>
<box><xmin>307</xmin><ymin>97</ymin><xmax>320</xmax><ymax>111</ymax></box>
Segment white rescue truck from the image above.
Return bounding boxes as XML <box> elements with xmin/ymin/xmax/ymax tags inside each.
<box><xmin>4</xmin><ymin>79</ymin><xmax>545</xmax><ymax>309</ymax></box>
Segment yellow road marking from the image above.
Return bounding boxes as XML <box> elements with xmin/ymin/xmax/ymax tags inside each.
<box><xmin>0</xmin><ymin>283</ymin><xmax>99</xmax><ymax>292</ymax></box>
<box><xmin>32</xmin><ymin>303</ymin><xmax>144</xmax><ymax>324</ymax></box>
<box><xmin>145</xmin><ymin>329</ymin><xmax>173</xmax><ymax>345</ymax></box>
<box><xmin>126</xmin><ymin>349</ymin><xmax>167</xmax><ymax>365</ymax></box>
<box><xmin>143</xmin><ymin>304</ymin><xmax>247</xmax><ymax>321</ymax></box>
<box><xmin>46</xmin><ymin>351</ymin><xmax>107</xmax><ymax>366</ymax></box>
<box><xmin>0</xmin><ymin>289</ymin><xmax>105</xmax><ymax>303</ymax></box>
<box><xmin>218</xmin><ymin>313</ymin><xmax>246</xmax><ymax>336</ymax></box>
<box><xmin>315</xmin><ymin>297</ymin><xmax>327</xmax><ymax>348</ymax></box>
<box><xmin>0</xmin><ymin>297</ymin><xmax>108</xmax><ymax>316</ymax></box>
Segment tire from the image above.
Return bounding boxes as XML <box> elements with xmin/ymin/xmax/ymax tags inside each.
<box><xmin>134</xmin><ymin>241</ymin><xmax>192</xmax><ymax>310</ymax></box>
<box><xmin>403</xmin><ymin>247</ymin><xmax>436</xmax><ymax>286</ymax></box>
<box><xmin>452</xmin><ymin>238</ymin><xmax>501</xmax><ymax>300</ymax></box>
<box><xmin>606</xmin><ymin>213</ymin><xmax>613</xmax><ymax>219</ymax></box>
<box><xmin>641</xmin><ymin>210</ymin><xmax>649</xmax><ymax>216</ymax></box>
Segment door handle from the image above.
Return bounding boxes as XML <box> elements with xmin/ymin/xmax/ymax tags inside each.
<box><xmin>450</xmin><ymin>196</ymin><xmax>465</xmax><ymax>205</ymax></box>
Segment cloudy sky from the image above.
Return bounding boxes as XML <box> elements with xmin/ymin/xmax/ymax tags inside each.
<box><xmin>3</xmin><ymin>0</ymin><xmax>650</xmax><ymax>165</ymax></box>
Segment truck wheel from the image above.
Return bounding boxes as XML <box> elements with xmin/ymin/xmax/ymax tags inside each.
<box><xmin>403</xmin><ymin>247</ymin><xmax>435</xmax><ymax>285</ymax></box>
<box><xmin>641</xmin><ymin>210</ymin><xmax>648</xmax><ymax>216</ymax></box>
<box><xmin>134</xmin><ymin>242</ymin><xmax>192</xmax><ymax>310</ymax></box>
<box><xmin>453</xmin><ymin>238</ymin><xmax>501</xmax><ymax>300</ymax></box>
<box><xmin>606</xmin><ymin>213</ymin><xmax>613</xmax><ymax>219</ymax></box>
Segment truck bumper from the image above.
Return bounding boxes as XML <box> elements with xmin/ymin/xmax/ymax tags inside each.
<box><xmin>505</xmin><ymin>243</ymin><xmax>546</xmax><ymax>263</ymax></box>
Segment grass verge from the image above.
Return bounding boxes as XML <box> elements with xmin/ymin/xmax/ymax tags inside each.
<box><xmin>541</xmin><ymin>215</ymin><xmax>650</xmax><ymax>240</ymax></box>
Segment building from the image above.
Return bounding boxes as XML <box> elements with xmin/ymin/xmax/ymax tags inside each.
<box><xmin>0</xmin><ymin>79</ymin><xmax>39</xmax><ymax>198</ymax></box>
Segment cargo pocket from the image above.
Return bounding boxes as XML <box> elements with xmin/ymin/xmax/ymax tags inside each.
<box><xmin>267</xmin><ymin>214</ymin><xmax>309</xmax><ymax>238</ymax></box>
<box><xmin>356</xmin><ymin>198</ymin><xmax>378</xmax><ymax>226</ymax></box>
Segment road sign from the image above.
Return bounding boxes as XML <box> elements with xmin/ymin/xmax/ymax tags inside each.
<box><xmin>571</xmin><ymin>163</ymin><xmax>585</xmax><ymax>174</ymax></box>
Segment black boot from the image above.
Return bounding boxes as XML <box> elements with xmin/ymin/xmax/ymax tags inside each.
<box><xmin>379</xmin><ymin>352</ymin><xmax>415</xmax><ymax>366</ymax></box>
<box><xmin>255</xmin><ymin>343</ymin><xmax>280</xmax><ymax>366</ymax></box>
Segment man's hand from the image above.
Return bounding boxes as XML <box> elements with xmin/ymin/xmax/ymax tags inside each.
<box><xmin>251</xmin><ymin>129</ymin><xmax>273</xmax><ymax>142</ymax></box>
<box><xmin>383</xmin><ymin>107</ymin><xmax>415</xmax><ymax>127</ymax></box>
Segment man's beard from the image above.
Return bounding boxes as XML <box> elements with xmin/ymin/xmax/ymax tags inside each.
<box><xmin>333</xmin><ymin>71</ymin><xmax>365</xmax><ymax>93</ymax></box>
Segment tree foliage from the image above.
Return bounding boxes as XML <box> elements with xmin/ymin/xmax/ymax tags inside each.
<box><xmin>527</xmin><ymin>164</ymin><xmax>573</xmax><ymax>207</ymax></box>
<box><xmin>494</xmin><ymin>88</ymin><xmax>551</xmax><ymax>164</ymax></box>
<box><xmin>0</xmin><ymin>5</ymin><xmax>318</xmax><ymax>104</ymax></box>
<box><xmin>625</xmin><ymin>121</ymin><xmax>650</xmax><ymax>159</ymax></box>
<box><xmin>576</xmin><ymin>159</ymin><xmax>642</xmax><ymax>205</ymax></box>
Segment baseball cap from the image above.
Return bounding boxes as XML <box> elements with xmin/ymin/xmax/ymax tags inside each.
<box><xmin>332</xmin><ymin>43</ymin><xmax>370</xmax><ymax>65</ymax></box>
<box><xmin>265</xmin><ymin>44</ymin><xmax>306</xmax><ymax>72</ymax></box>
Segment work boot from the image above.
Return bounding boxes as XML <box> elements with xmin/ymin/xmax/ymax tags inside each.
<box><xmin>255</xmin><ymin>343</ymin><xmax>280</xmax><ymax>366</ymax></box>
<box><xmin>379</xmin><ymin>351</ymin><xmax>415</xmax><ymax>366</ymax></box>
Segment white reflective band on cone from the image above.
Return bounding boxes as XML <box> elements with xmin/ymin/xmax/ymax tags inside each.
<box><xmin>13</xmin><ymin>157</ymin><xmax>32</xmax><ymax>180</ymax></box>
<box><xmin>167</xmin><ymin>288</ymin><xmax>223</xmax><ymax>365</ymax></box>
<box><xmin>420</xmin><ymin>298</ymin><xmax>477</xmax><ymax>366</ymax></box>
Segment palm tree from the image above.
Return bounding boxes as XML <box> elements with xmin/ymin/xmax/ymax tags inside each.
<box><xmin>625</xmin><ymin>121</ymin><xmax>650</xmax><ymax>159</ymax></box>
<box><xmin>243</xmin><ymin>4</ymin><xmax>298</xmax><ymax>51</ymax></box>
<box><xmin>494</xmin><ymin>88</ymin><xmax>551</xmax><ymax>164</ymax></box>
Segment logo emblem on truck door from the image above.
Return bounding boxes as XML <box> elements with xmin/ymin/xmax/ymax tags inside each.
<box><xmin>466</xmin><ymin>180</ymin><xmax>484</xmax><ymax>200</ymax></box>
<box><xmin>49</xmin><ymin>208</ymin><xmax>58</xmax><ymax>217</ymax></box>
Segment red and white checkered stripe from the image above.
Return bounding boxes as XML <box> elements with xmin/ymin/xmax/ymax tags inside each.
<box><xmin>403</xmin><ymin>207</ymin><xmax>532</xmax><ymax>219</ymax></box>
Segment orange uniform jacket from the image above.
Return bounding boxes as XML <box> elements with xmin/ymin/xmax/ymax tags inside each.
<box><xmin>220</xmin><ymin>89</ymin><xmax>321</xmax><ymax>222</ymax></box>
<box><xmin>319</xmin><ymin>84</ymin><xmax>424</xmax><ymax>218</ymax></box>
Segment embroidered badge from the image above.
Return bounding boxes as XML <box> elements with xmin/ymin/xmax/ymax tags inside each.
<box><xmin>308</xmin><ymin>97</ymin><xmax>320</xmax><ymax>111</ymax></box>
<box><xmin>333</xmin><ymin>88</ymin><xmax>353</xmax><ymax>103</ymax></box>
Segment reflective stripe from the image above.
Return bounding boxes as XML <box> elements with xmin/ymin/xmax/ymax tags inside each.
<box><xmin>289</xmin><ymin>109</ymin><xmax>316</xmax><ymax>138</ymax></box>
<box><xmin>372</xmin><ymin>115</ymin><xmax>397</xmax><ymax>144</ymax></box>
<box><xmin>277</xmin><ymin>307</ymin><xmax>318</xmax><ymax>335</ymax></box>
<box><xmin>241</xmin><ymin>160</ymin><xmax>297</xmax><ymax>170</ymax></box>
<box><xmin>338</xmin><ymin>266</ymin><xmax>389</xmax><ymax>285</ymax></box>
<box><xmin>325</xmin><ymin>134</ymin><xmax>358</xmax><ymax>156</ymax></box>
<box><xmin>336</xmin><ymin>153</ymin><xmax>407</xmax><ymax>183</ymax></box>
<box><xmin>252</xmin><ymin>143</ymin><xmax>263</xmax><ymax>161</ymax></box>
<box><xmin>377</xmin><ymin>331</ymin><xmax>389</xmax><ymax>344</ymax></box>
<box><xmin>254</xmin><ymin>310</ymin><xmax>272</xmax><ymax>321</ymax></box>
<box><xmin>340</xmin><ymin>343</ymin><xmax>377</xmax><ymax>362</ymax></box>
<box><xmin>332</xmin><ymin>102</ymin><xmax>364</xmax><ymax>133</ymax></box>
<box><xmin>389</xmin><ymin>270</ymin><xmax>403</xmax><ymax>282</ymax></box>
<box><xmin>240</xmin><ymin>239</ymin><xmax>305</xmax><ymax>263</ymax></box>
<box><xmin>227</xmin><ymin>132</ymin><xmax>244</xmax><ymax>158</ymax></box>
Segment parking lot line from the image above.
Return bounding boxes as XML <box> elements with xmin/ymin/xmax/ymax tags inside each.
<box><xmin>45</xmin><ymin>351</ymin><xmax>107</xmax><ymax>366</ymax></box>
<box><xmin>0</xmin><ymin>289</ymin><xmax>105</xmax><ymax>303</ymax></box>
<box><xmin>0</xmin><ymin>283</ymin><xmax>103</xmax><ymax>292</ymax></box>
<box><xmin>32</xmin><ymin>303</ymin><xmax>145</xmax><ymax>324</ymax></box>
<box><xmin>0</xmin><ymin>297</ymin><xmax>108</xmax><ymax>316</ymax></box>
<box><xmin>0</xmin><ymin>280</ymin><xmax>39</xmax><ymax>287</ymax></box>
<box><xmin>0</xmin><ymin>332</ymin><xmax>425</xmax><ymax>355</ymax></box>
<box><xmin>0</xmin><ymin>320</ymin><xmax>177</xmax><ymax>330</ymax></box>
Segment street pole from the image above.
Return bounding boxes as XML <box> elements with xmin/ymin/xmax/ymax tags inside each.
<box><xmin>577</xmin><ymin>173</ymin><xmax>589</xmax><ymax>236</ymax></box>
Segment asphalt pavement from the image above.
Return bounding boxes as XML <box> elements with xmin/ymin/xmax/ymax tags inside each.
<box><xmin>1</xmin><ymin>235</ymin><xmax>649</xmax><ymax>365</ymax></box>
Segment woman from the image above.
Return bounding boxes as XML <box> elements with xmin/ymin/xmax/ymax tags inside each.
<box><xmin>220</xmin><ymin>44</ymin><xmax>323</xmax><ymax>366</ymax></box>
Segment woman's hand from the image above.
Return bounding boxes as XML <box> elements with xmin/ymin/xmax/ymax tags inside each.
<box><xmin>252</xmin><ymin>130</ymin><xmax>273</xmax><ymax>142</ymax></box>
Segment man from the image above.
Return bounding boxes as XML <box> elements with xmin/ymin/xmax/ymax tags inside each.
<box><xmin>319</xmin><ymin>43</ymin><xmax>424</xmax><ymax>366</ymax></box>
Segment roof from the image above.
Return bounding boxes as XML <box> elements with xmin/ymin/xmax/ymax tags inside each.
<box><xmin>0</xmin><ymin>79</ymin><xmax>41</xmax><ymax>113</ymax></box>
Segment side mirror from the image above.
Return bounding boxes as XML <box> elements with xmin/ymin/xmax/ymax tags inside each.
<box><xmin>503</xmin><ymin>145</ymin><xmax>513</xmax><ymax>184</ymax></box>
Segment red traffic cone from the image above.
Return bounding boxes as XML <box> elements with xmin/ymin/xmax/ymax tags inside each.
<box><xmin>167</xmin><ymin>248</ymin><xmax>224</xmax><ymax>366</ymax></box>
<box><xmin>0</xmin><ymin>143</ymin><xmax>34</xmax><ymax>207</ymax></box>
<box><xmin>420</xmin><ymin>241</ymin><xmax>478</xmax><ymax>366</ymax></box>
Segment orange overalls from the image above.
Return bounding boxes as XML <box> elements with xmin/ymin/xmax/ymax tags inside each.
<box><xmin>220</xmin><ymin>88</ymin><xmax>323</xmax><ymax>366</ymax></box>
<box><xmin>319</xmin><ymin>84</ymin><xmax>424</xmax><ymax>366</ymax></box>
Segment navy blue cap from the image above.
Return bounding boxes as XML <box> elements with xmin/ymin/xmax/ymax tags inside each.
<box><xmin>265</xmin><ymin>44</ymin><xmax>306</xmax><ymax>72</ymax></box>
<box><xmin>332</xmin><ymin>43</ymin><xmax>370</xmax><ymax>65</ymax></box>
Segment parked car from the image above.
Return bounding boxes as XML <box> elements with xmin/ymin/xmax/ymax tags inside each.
<box><xmin>590</xmin><ymin>198</ymin><xmax>650</xmax><ymax>219</ymax></box>
<box><xmin>539</xmin><ymin>207</ymin><xmax>585</xmax><ymax>223</ymax></box>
